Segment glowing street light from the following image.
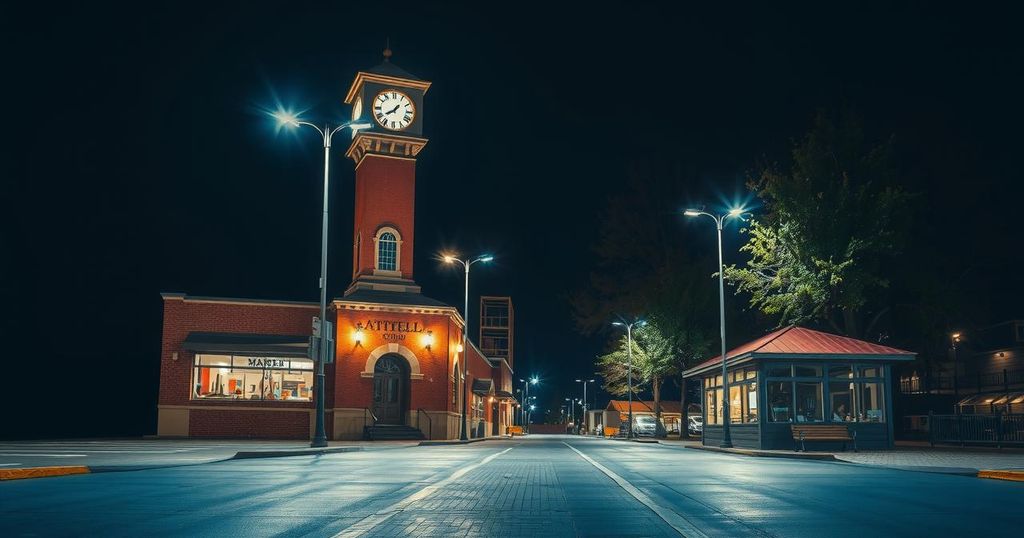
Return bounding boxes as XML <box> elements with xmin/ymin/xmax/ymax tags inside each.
<box><xmin>519</xmin><ymin>376</ymin><xmax>539</xmax><ymax>432</ymax></box>
<box><xmin>441</xmin><ymin>253</ymin><xmax>495</xmax><ymax>440</ymax></box>
<box><xmin>684</xmin><ymin>206</ymin><xmax>748</xmax><ymax>448</ymax></box>
<box><xmin>612</xmin><ymin>317</ymin><xmax>645</xmax><ymax>439</ymax></box>
<box><xmin>270</xmin><ymin>108</ymin><xmax>370</xmax><ymax>448</ymax></box>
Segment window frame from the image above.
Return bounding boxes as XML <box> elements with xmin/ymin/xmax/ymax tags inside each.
<box><xmin>191</xmin><ymin>353</ymin><xmax>314</xmax><ymax>402</ymax></box>
<box><xmin>373</xmin><ymin>227</ymin><xmax>402</xmax><ymax>274</ymax></box>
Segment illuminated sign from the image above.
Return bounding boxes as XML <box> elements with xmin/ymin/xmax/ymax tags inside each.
<box><xmin>358</xmin><ymin>319</ymin><xmax>426</xmax><ymax>341</ymax></box>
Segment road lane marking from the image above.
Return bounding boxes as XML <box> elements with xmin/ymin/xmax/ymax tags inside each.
<box><xmin>333</xmin><ymin>446</ymin><xmax>514</xmax><ymax>538</ymax></box>
<box><xmin>563</xmin><ymin>442</ymin><xmax>708</xmax><ymax>538</ymax></box>
<box><xmin>0</xmin><ymin>450</ymin><xmax>88</xmax><ymax>454</ymax></box>
<box><xmin>0</xmin><ymin>463</ymin><xmax>20</xmax><ymax>467</ymax></box>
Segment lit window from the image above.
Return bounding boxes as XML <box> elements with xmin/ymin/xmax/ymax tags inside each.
<box><xmin>191</xmin><ymin>354</ymin><xmax>313</xmax><ymax>401</ymax></box>
<box><xmin>377</xmin><ymin>230</ymin><xmax>398</xmax><ymax>271</ymax></box>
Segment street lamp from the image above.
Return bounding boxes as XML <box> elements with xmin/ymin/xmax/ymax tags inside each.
<box><xmin>519</xmin><ymin>376</ymin><xmax>538</xmax><ymax>432</ymax></box>
<box><xmin>684</xmin><ymin>206</ymin><xmax>747</xmax><ymax>448</ymax></box>
<box><xmin>612</xmin><ymin>317</ymin><xmax>645</xmax><ymax>439</ymax></box>
<box><xmin>441</xmin><ymin>253</ymin><xmax>494</xmax><ymax>440</ymax></box>
<box><xmin>951</xmin><ymin>332</ymin><xmax>962</xmax><ymax>413</ymax></box>
<box><xmin>273</xmin><ymin>111</ymin><xmax>370</xmax><ymax>448</ymax></box>
<box><xmin>576</xmin><ymin>378</ymin><xmax>595</xmax><ymax>434</ymax></box>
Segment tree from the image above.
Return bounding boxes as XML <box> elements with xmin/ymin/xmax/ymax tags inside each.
<box><xmin>724</xmin><ymin>110</ymin><xmax>911</xmax><ymax>338</ymax></box>
<box><xmin>596</xmin><ymin>317</ymin><xmax>709</xmax><ymax>437</ymax></box>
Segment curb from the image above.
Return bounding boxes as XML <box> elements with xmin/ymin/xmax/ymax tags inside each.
<box><xmin>687</xmin><ymin>445</ymin><xmax>838</xmax><ymax>461</ymax></box>
<box><xmin>418</xmin><ymin>438</ymin><xmax>493</xmax><ymax>446</ymax></box>
<box><xmin>978</xmin><ymin>470</ymin><xmax>1024</xmax><ymax>482</ymax></box>
<box><xmin>0</xmin><ymin>466</ymin><xmax>91</xmax><ymax>481</ymax></box>
<box><xmin>231</xmin><ymin>446</ymin><xmax>363</xmax><ymax>459</ymax></box>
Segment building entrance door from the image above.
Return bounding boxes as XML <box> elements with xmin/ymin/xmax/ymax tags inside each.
<box><xmin>373</xmin><ymin>355</ymin><xmax>408</xmax><ymax>425</ymax></box>
<box><xmin>492</xmin><ymin>401</ymin><xmax>500</xmax><ymax>436</ymax></box>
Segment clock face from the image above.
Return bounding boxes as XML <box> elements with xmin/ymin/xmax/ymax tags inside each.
<box><xmin>372</xmin><ymin>89</ymin><xmax>415</xmax><ymax>131</ymax></box>
<box><xmin>352</xmin><ymin>96</ymin><xmax>363</xmax><ymax>122</ymax></box>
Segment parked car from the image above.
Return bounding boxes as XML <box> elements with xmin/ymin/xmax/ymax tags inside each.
<box><xmin>632</xmin><ymin>415</ymin><xmax>658</xmax><ymax>437</ymax></box>
<box><xmin>688</xmin><ymin>415</ymin><xmax>703</xmax><ymax>435</ymax></box>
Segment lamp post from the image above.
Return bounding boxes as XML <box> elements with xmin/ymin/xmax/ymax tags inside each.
<box><xmin>564</xmin><ymin>397</ymin><xmax>575</xmax><ymax>429</ymax></box>
<box><xmin>612</xmin><ymin>318</ymin><xmax>645</xmax><ymax>439</ymax></box>
<box><xmin>274</xmin><ymin>112</ymin><xmax>370</xmax><ymax>448</ymax></box>
<box><xmin>442</xmin><ymin>253</ymin><xmax>494</xmax><ymax>441</ymax></box>
<box><xmin>519</xmin><ymin>376</ymin><xmax>538</xmax><ymax>432</ymax></box>
<box><xmin>576</xmin><ymin>378</ymin><xmax>594</xmax><ymax>434</ymax></box>
<box><xmin>951</xmin><ymin>332</ymin><xmax>962</xmax><ymax>413</ymax></box>
<box><xmin>684</xmin><ymin>207</ymin><xmax>746</xmax><ymax>448</ymax></box>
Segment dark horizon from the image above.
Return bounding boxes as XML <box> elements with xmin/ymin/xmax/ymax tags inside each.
<box><xmin>5</xmin><ymin>3</ymin><xmax>1024</xmax><ymax>439</ymax></box>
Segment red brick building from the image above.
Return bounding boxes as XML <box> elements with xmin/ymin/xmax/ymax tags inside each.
<box><xmin>156</xmin><ymin>57</ymin><xmax>517</xmax><ymax>440</ymax></box>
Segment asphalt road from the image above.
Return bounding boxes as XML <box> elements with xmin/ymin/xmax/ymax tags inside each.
<box><xmin>1</xmin><ymin>435</ymin><xmax>1021</xmax><ymax>537</ymax></box>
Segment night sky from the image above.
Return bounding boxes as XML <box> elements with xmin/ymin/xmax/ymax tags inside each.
<box><xmin>5</xmin><ymin>3</ymin><xmax>1023</xmax><ymax>438</ymax></box>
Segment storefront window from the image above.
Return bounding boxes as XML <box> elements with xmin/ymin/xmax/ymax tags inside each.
<box><xmin>828</xmin><ymin>382</ymin><xmax>855</xmax><ymax>422</ymax></box>
<box><xmin>860</xmin><ymin>382</ymin><xmax>884</xmax><ymax>422</ymax></box>
<box><xmin>794</xmin><ymin>365</ymin><xmax>822</xmax><ymax>377</ymax></box>
<box><xmin>729</xmin><ymin>385</ymin><xmax>742</xmax><ymax>423</ymax></box>
<box><xmin>705</xmin><ymin>387</ymin><xmax>722</xmax><ymax>425</ymax></box>
<box><xmin>795</xmin><ymin>382</ymin><xmax>823</xmax><ymax>422</ymax></box>
<box><xmin>744</xmin><ymin>382</ymin><xmax>758</xmax><ymax>423</ymax></box>
<box><xmin>192</xmin><ymin>354</ymin><xmax>313</xmax><ymax>401</ymax></box>
<box><xmin>768</xmin><ymin>381</ymin><xmax>792</xmax><ymax>422</ymax></box>
<box><xmin>830</xmin><ymin>365</ymin><xmax>853</xmax><ymax>379</ymax></box>
<box><xmin>859</xmin><ymin>366</ymin><xmax>883</xmax><ymax>378</ymax></box>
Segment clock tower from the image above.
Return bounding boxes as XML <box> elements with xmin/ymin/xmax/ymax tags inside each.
<box><xmin>343</xmin><ymin>49</ymin><xmax>431</xmax><ymax>296</ymax></box>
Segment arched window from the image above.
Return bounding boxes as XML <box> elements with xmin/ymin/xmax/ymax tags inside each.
<box><xmin>374</xmin><ymin>227</ymin><xmax>401</xmax><ymax>273</ymax></box>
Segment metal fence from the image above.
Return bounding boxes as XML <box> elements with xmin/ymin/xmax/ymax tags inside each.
<box><xmin>929</xmin><ymin>412</ymin><xmax>1024</xmax><ymax>447</ymax></box>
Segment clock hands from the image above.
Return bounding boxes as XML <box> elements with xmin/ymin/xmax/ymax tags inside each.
<box><xmin>386</xmin><ymin>104</ymin><xmax>401</xmax><ymax>115</ymax></box>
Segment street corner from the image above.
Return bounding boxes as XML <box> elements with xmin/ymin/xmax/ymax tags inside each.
<box><xmin>0</xmin><ymin>466</ymin><xmax>91</xmax><ymax>481</ymax></box>
<box><xmin>977</xmin><ymin>470</ymin><xmax>1024</xmax><ymax>482</ymax></box>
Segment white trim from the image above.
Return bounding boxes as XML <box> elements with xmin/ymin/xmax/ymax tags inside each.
<box><xmin>362</xmin><ymin>343</ymin><xmax>424</xmax><ymax>380</ymax></box>
<box><xmin>373</xmin><ymin>226</ymin><xmax>402</xmax><ymax>273</ymax></box>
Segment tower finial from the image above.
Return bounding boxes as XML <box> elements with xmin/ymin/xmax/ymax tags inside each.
<box><xmin>383</xmin><ymin>37</ymin><xmax>392</xmax><ymax>62</ymax></box>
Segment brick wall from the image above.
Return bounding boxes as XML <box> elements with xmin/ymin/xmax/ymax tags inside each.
<box><xmin>158</xmin><ymin>296</ymin><xmax>318</xmax><ymax>407</ymax></box>
<box><xmin>189</xmin><ymin>408</ymin><xmax>310</xmax><ymax>439</ymax></box>
<box><xmin>352</xmin><ymin>155</ymin><xmax>417</xmax><ymax>280</ymax></box>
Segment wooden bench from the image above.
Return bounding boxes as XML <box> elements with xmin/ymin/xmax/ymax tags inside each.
<box><xmin>791</xmin><ymin>424</ymin><xmax>857</xmax><ymax>452</ymax></box>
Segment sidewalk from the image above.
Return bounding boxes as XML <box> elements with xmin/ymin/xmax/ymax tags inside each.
<box><xmin>0</xmin><ymin>438</ymin><xmax>420</xmax><ymax>478</ymax></box>
<box><xmin>679</xmin><ymin>441</ymin><xmax>1024</xmax><ymax>476</ymax></box>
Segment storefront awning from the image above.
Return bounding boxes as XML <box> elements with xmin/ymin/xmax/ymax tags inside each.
<box><xmin>494</xmin><ymin>390</ymin><xmax>517</xmax><ymax>403</ymax></box>
<box><xmin>181</xmin><ymin>332</ymin><xmax>310</xmax><ymax>358</ymax></box>
<box><xmin>471</xmin><ymin>378</ymin><xmax>494</xmax><ymax>396</ymax></box>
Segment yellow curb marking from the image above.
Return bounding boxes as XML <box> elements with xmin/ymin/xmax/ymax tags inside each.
<box><xmin>977</xmin><ymin>470</ymin><xmax>1024</xmax><ymax>482</ymax></box>
<box><xmin>0</xmin><ymin>466</ymin><xmax>91</xmax><ymax>481</ymax></box>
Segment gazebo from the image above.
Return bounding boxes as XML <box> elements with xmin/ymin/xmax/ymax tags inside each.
<box><xmin>682</xmin><ymin>326</ymin><xmax>915</xmax><ymax>450</ymax></box>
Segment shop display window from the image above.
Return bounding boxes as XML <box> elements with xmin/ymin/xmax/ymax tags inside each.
<box><xmin>191</xmin><ymin>354</ymin><xmax>313</xmax><ymax>402</ymax></box>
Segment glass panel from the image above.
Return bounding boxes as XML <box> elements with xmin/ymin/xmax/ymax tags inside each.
<box><xmin>704</xmin><ymin>377</ymin><xmax>711</xmax><ymax>388</ymax></box>
<box><xmin>768</xmin><ymin>381</ymin><xmax>793</xmax><ymax>422</ymax></box>
<box><xmin>830</xmin><ymin>365</ymin><xmax>853</xmax><ymax>379</ymax></box>
<box><xmin>859</xmin><ymin>382</ymin><xmax>885</xmax><ymax>422</ymax></box>
<box><xmin>731</xmin><ymin>371</ymin><xmax>744</xmax><ymax>383</ymax></box>
<box><xmin>794</xmin><ymin>365</ymin><xmax>822</xmax><ymax>377</ymax></box>
<box><xmin>828</xmin><ymin>382</ymin><xmax>855</xmax><ymax>422</ymax></box>
<box><xmin>196</xmin><ymin>354</ymin><xmax>231</xmax><ymax>367</ymax></box>
<box><xmin>795</xmin><ymin>382</ymin><xmax>824</xmax><ymax>422</ymax></box>
<box><xmin>378</xmin><ymin>232</ymin><xmax>398</xmax><ymax>271</ymax></box>
<box><xmin>729</xmin><ymin>385</ymin><xmax>742</xmax><ymax>423</ymax></box>
<box><xmin>767</xmin><ymin>365</ymin><xmax>792</xmax><ymax>377</ymax></box>
<box><xmin>745</xmin><ymin>368</ymin><xmax>758</xmax><ymax>380</ymax></box>
<box><xmin>744</xmin><ymin>382</ymin><xmax>758</xmax><ymax>423</ymax></box>
<box><xmin>705</xmin><ymin>388</ymin><xmax>716</xmax><ymax>425</ymax></box>
<box><xmin>714</xmin><ymin>375</ymin><xmax>722</xmax><ymax>387</ymax></box>
<box><xmin>860</xmin><ymin>366</ymin><xmax>882</xmax><ymax>378</ymax></box>
<box><xmin>191</xmin><ymin>356</ymin><xmax>312</xmax><ymax>401</ymax></box>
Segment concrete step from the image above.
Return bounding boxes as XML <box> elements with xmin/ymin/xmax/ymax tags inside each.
<box><xmin>364</xmin><ymin>425</ymin><xmax>426</xmax><ymax>441</ymax></box>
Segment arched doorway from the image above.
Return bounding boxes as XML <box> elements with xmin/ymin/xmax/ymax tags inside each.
<box><xmin>373</xmin><ymin>354</ymin><xmax>410</xmax><ymax>425</ymax></box>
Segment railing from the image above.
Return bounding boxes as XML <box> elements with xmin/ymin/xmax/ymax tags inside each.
<box><xmin>416</xmin><ymin>408</ymin><xmax>432</xmax><ymax>439</ymax></box>
<box><xmin>928</xmin><ymin>412</ymin><xmax>1024</xmax><ymax>447</ymax></box>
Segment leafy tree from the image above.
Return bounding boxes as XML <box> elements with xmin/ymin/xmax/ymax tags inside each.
<box><xmin>596</xmin><ymin>317</ymin><xmax>710</xmax><ymax>437</ymax></box>
<box><xmin>724</xmin><ymin>111</ymin><xmax>911</xmax><ymax>338</ymax></box>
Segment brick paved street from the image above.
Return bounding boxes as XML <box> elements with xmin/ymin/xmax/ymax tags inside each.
<box><xmin>1</xmin><ymin>435</ymin><xmax>1022</xmax><ymax>537</ymax></box>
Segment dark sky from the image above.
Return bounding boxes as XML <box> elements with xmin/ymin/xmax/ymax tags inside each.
<box><xmin>5</xmin><ymin>3</ymin><xmax>1023</xmax><ymax>438</ymax></box>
